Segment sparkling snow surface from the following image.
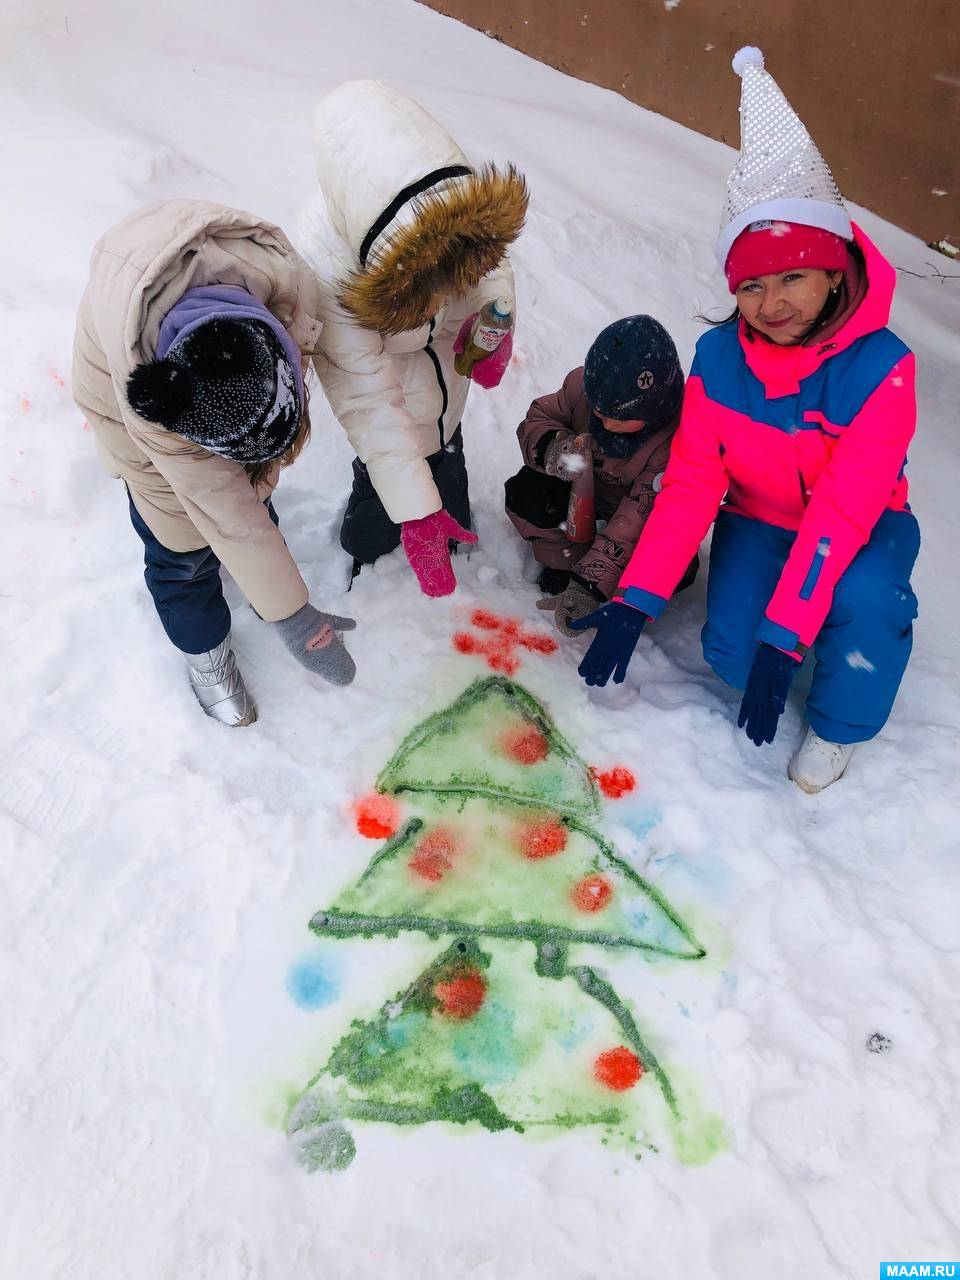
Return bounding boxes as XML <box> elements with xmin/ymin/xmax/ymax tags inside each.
<box><xmin>3</xmin><ymin>2</ymin><xmax>960</xmax><ymax>1277</ymax></box>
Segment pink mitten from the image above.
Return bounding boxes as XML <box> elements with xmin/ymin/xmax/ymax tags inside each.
<box><xmin>472</xmin><ymin>331</ymin><xmax>513</xmax><ymax>388</ymax></box>
<box><xmin>453</xmin><ymin>316</ymin><xmax>514</xmax><ymax>389</ymax></box>
<box><xmin>400</xmin><ymin>509</ymin><xmax>478</xmax><ymax>598</ymax></box>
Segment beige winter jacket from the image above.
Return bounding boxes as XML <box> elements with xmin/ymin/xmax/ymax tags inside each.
<box><xmin>295</xmin><ymin>81</ymin><xmax>517</xmax><ymax>524</ymax></box>
<box><xmin>72</xmin><ymin>199</ymin><xmax>323</xmax><ymax>622</ymax></box>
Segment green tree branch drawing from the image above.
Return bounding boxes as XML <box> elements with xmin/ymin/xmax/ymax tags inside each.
<box><xmin>288</xmin><ymin>677</ymin><xmax>721</xmax><ymax>1171</ymax></box>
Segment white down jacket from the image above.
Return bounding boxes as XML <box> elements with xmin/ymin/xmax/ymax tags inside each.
<box><xmin>295</xmin><ymin>81</ymin><xmax>516</xmax><ymax>524</ymax></box>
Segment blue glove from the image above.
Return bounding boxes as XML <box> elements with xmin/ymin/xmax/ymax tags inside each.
<box><xmin>568</xmin><ymin>601</ymin><xmax>647</xmax><ymax>687</ymax></box>
<box><xmin>737</xmin><ymin>643</ymin><xmax>800</xmax><ymax>746</ymax></box>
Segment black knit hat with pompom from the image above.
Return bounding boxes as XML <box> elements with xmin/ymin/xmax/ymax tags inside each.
<box><xmin>127</xmin><ymin>317</ymin><xmax>301</xmax><ymax>464</ymax></box>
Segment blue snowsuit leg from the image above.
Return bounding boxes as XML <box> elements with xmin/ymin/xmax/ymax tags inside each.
<box><xmin>701</xmin><ymin>508</ymin><xmax>920</xmax><ymax>743</ymax></box>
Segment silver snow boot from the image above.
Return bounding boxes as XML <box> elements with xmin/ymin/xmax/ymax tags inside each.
<box><xmin>183</xmin><ymin>635</ymin><xmax>257</xmax><ymax>727</ymax></box>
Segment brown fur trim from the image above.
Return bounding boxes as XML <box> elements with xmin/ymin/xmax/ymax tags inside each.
<box><xmin>337</xmin><ymin>164</ymin><xmax>528</xmax><ymax>335</ymax></box>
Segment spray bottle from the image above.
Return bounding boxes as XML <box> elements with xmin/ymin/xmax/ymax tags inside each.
<box><xmin>565</xmin><ymin>435</ymin><xmax>596</xmax><ymax>544</ymax></box>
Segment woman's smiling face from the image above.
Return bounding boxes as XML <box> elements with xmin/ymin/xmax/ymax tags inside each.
<box><xmin>736</xmin><ymin>268</ymin><xmax>843</xmax><ymax>345</ymax></box>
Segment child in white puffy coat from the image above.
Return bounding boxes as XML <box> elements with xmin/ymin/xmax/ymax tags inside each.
<box><xmin>295</xmin><ymin>80</ymin><xmax>527</xmax><ymax>597</ymax></box>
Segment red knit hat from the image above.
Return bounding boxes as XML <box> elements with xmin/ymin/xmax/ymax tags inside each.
<box><xmin>725</xmin><ymin>220</ymin><xmax>849</xmax><ymax>291</ymax></box>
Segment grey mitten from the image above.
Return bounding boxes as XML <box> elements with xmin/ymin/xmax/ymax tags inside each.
<box><xmin>536</xmin><ymin>578</ymin><xmax>601</xmax><ymax>638</ymax></box>
<box><xmin>543</xmin><ymin>430</ymin><xmax>592</xmax><ymax>481</ymax></box>
<box><xmin>272</xmin><ymin>602</ymin><xmax>357</xmax><ymax>687</ymax></box>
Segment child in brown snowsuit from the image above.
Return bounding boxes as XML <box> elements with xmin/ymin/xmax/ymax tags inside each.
<box><xmin>505</xmin><ymin>315</ymin><xmax>696</xmax><ymax>634</ymax></box>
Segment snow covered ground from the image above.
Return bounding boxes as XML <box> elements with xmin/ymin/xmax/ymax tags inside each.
<box><xmin>2</xmin><ymin>1</ymin><xmax>960</xmax><ymax>1277</ymax></box>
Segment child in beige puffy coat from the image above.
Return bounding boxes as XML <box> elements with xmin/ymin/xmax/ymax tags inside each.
<box><xmin>73</xmin><ymin>199</ymin><xmax>358</xmax><ymax>726</ymax></box>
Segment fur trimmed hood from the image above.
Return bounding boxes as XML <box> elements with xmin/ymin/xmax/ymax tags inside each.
<box><xmin>310</xmin><ymin>81</ymin><xmax>527</xmax><ymax>334</ymax></box>
<box><xmin>339</xmin><ymin>163</ymin><xmax>527</xmax><ymax>334</ymax></box>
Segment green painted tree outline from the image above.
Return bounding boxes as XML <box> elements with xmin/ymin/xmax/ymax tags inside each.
<box><xmin>377</xmin><ymin>676</ymin><xmax>601</xmax><ymax>820</ymax></box>
<box><xmin>289</xmin><ymin>675</ymin><xmax>712</xmax><ymax>1170</ymax></box>
<box><xmin>310</xmin><ymin>814</ymin><xmax>705</xmax><ymax>965</ymax></box>
<box><xmin>288</xmin><ymin>937</ymin><xmax>682</xmax><ymax>1171</ymax></box>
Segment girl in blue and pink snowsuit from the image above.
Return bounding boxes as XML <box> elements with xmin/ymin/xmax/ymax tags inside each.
<box><xmin>572</xmin><ymin>49</ymin><xmax>920</xmax><ymax>793</ymax></box>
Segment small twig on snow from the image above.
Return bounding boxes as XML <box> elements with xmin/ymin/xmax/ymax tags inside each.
<box><xmin>897</xmin><ymin>262</ymin><xmax>960</xmax><ymax>283</ymax></box>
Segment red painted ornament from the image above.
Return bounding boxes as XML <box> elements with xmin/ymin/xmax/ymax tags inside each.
<box><xmin>434</xmin><ymin>970</ymin><xmax>487</xmax><ymax>1019</ymax></box>
<box><xmin>354</xmin><ymin>793</ymin><xmax>400</xmax><ymax>840</ymax></box>
<box><xmin>518</xmin><ymin>818</ymin><xmax>568</xmax><ymax>860</ymax></box>
<box><xmin>500</xmin><ymin>725</ymin><xmax>549</xmax><ymax>765</ymax></box>
<box><xmin>594</xmin><ymin>1046</ymin><xmax>643</xmax><ymax>1091</ymax></box>
<box><xmin>594</xmin><ymin>766</ymin><xmax>637</xmax><ymax>799</ymax></box>
<box><xmin>409</xmin><ymin>828</ymin><xmax>457</xmax><ymax>882</ymax></box>
<box><xmin>571</xmin><ymin>874</ymin><xmax>614</xmax><ymax>913</ymax></box>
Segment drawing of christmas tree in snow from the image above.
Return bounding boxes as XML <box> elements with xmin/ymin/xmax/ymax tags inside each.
<box><xmin>287</xmin><ymin>677</ymin><xmax>720</xmax><ymax>1172</ymax></box>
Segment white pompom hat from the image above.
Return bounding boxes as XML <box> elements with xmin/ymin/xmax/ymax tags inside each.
<box><xmin>716</xmin><ymin>46</ymin><xmax>853</xmax><ymax>269</ymax></box>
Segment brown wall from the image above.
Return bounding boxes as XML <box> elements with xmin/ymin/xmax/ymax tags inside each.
<box><xmin>421</xmin><ymin>0</ymin><xmax>960</xmax><ymax>246</ymax></box>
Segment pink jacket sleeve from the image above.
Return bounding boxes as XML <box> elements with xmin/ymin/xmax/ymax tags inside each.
<box><xmin>758</xmin><ymin>355</ymin><xmax>917</xmax><ymax>655</ymax></box>
<box><xmin>615</xmin><ymin>375</ymin><xmax>728</xmax><ymax>615</ymax></box>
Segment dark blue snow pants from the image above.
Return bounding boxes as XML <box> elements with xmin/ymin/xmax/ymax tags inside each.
<box><xmin>127</xmin><ymin>493</ymin><xmax>279</xmax><ymax>654</ymax></box>
<box><xmin>340</xmin><ymin>426</ymin><xmax>471</xmax><ymax>564</ymax></box>
<box><xmin>701</xmin><ymin>508</ymin><xmax>920</xmax><ymax>744</ymax></box>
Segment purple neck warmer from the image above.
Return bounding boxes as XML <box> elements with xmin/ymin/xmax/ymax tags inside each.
<box><xmin>157</xmin><ymin>285</ymin><xmax>304</xmax><ymax>400</ymax></box>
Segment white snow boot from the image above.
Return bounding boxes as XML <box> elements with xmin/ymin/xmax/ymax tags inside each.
<box><xmin>788</xmin><ymin>727</ymin><xmax>855</xmax><ymax>794</ymax></box>
<box><xmin>184</xmin><ymin>635</ymin><xmax>257</xmax><ymax>727</ymax></box>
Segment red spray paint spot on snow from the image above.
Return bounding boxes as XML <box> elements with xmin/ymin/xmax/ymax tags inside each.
<box><xmin>484</xmin><ymin>636</ymin><xmax>521</xmax><ymax>675</ymax></box>
<box><xmin>50</xmin><ymin>371</ymin><xmax>65</xmax><ymax>388</ymax></box>
<box><xmin>452</xmin><ymin>632</ymin><xmax>483</xmax><ymax>654</ymax></box>
<box><xmin>593</xmin><ymin>766</ymin><xmax>637</xmax><ymax>799</ymax></box>
<box><xmin>453</xmin><ymin>609</ymin><xmax>557</xmax><ymax>672</ymax></box>
<box><xmin>571</xmin><ymin>874</ymin><xmax>613</xmax><ymax>913</ymax></box>
<box><xmin>492</xmin><ymin>657</ymin><xmax>520</xmax><ymax>676</ymax></box>
<box><xmin>19</xmin><ymin>397</ymin><xmax>30</xmax><ymax>412</ymax></box>
<box><xmin>409</xmin><ymin>827</ymin><xmax>458</xmax><ymax>882</ymax></box>
<box><xmin>471</xmin><ymin>608</ymin><xmax>502</xmax><ymax>631</ymax></box>
<box><xmin>518</xmin><ymin>817</ymin><xmax>568</xmax><ymax>860</ymax></box>
<box><xmin>500</xmin><ymin>725</ymin><xmax>549</xmax><ymax>765</ymax></box>
<box><xmin>434</xmin><ymin>970</ymin><xmax>487</xmax><ymax>1019</ymax></box>
<box><xmin>354</xmin><ymin>793</ymin><xmax>400</xmax><ymax>840</ymax></box>
<box><xmin>594</xmin><ymin>1046</ymin><xmax>642</xmax><ymax>1091</ymax></box>
<box><xmin>518</xmin><ymin>630</ymin><xmax>559</xmax><ymax>654</ymax></box>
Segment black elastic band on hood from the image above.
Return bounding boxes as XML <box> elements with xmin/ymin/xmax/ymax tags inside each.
<box><xmin>359</xmin><ymin>165</ymin><xmax>472</xmax><ymax>266</ymax></box>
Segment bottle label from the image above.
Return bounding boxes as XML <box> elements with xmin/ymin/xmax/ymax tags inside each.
<box><xmin>472</xmin><ymin>323</ymin><xmax>505</xmax><ymax>353</ymax></box>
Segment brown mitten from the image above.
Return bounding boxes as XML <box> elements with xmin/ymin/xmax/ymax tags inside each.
<box><xmin>536</xmin><ymin>578</ymin><xmax>602</xmax><ymax>638</ymax></box>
